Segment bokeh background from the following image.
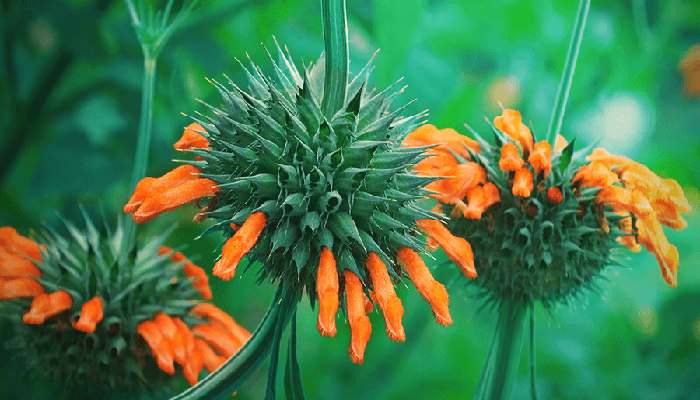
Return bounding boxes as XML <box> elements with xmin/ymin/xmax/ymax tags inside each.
<box><xmin>1</xmin><ymin>0</ymin><xmax>700</xmax><ymax>399</ymax></box>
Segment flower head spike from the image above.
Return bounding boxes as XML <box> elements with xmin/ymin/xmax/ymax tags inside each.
<box><xmin>0</xmin><ymin>215</ymin><xmax>248</xmax><ymax>397</ymax></box>
<box><xmin>406</xmin><ymin>108</ymin><xmax>691</xmax><ymax>307</ymax></box>
<box><xmin>124</xmin><ymin>42</ymin><xmax>452</xmax><ymax>363</ymax></box>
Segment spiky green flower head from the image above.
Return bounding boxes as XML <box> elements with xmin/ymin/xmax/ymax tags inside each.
<box><xmin>125</xmin><ymin>41</ymin><xmax>456</xmax><ymax>363</ymax></box>
<box><xmin>406</xmin><ymin>112</ymin><xmax>638</xmax><ymax>309</ymax></box>
<box><xmin>0</xmin><ymin>213</ymin><xmax>250</xmax><ymax>398</ymax></box>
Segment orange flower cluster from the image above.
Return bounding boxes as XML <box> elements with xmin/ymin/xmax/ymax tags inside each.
<box><xmin>124</xmin><ymin>124</ymin><xmax>219</xmax><ymax>223</ymax></box>
<box><xmin>315</xmin><ymin>245</ymin><xmax>451</xmax><ymax>363</ymax></box>
<box><xmin>138</xmin><ymin>305</ymin><xmax>250</xmax><ymax>385</ymax></box>
<box><xmin>573</xmin><ymin>148</ymin><xmax>691</xmax><ymax>286</ymax></box>
<box><xmin>0</xmin><ymin>227</ymin><xmax>45</xmax><ymax>300</ymax></box>
<box><xmin>0</xmin><ymin>226</ymin><xmax>247</xmax><ymax>386</ymax></box>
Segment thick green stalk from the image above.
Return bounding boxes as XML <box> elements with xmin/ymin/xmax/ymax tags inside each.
<box><xmin>545</xmin><ymin>0</ymin><xmax>591</xmax><ymax>148</ymax></box>
<box><xmin>473</xmin><ymin>301</ymin><xmax>527</xmax><ymax>400</ymax></box>
<box><xmin>320</xmin><ymin>0</ymin><xmax>348</xmax><ymax>117</ymax></box>
<box><xmin>123</xmin><ymin>54</ymin><xmax>157</xmax><ymax>251</ymax></box>
<box><xmin>529</xmin><ymin>304</ymin><xmax>537</xmax><ymax>400</ymax></box>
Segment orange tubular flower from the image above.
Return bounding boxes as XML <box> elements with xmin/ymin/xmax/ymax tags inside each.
<box><xmin>174</xmin><ymin>123</ymin><xmax>211</xmax><ymax>150</ymax></box>
<box><xmin>0</xmin><ymin>277</ymin><xmax>44</xmax><ymax>300</ymax></box>
<box><xmin>464</xmin><ymin>184</ymin><xmax>500</xmax><ymax>220</ymax></box>
<box><xmin>0</xmin><ymin>249</ymin><xmax>42</xmax><ymax>278</ymax></box>
<box><xmin>528</xmin><ymin>141</ymin><xmax>552</xmax><ymax>178</ymax></box>
<box><xmin>396</xmin><ymin>247</ymin><xmax>452</xmax><ymax>326</ymax></box>
<box><xmin>172</xmin><ymin>317</ymin><xmax>196</xmax><ymax>367</ymax></box>
<box><xmin>316</xmin><ymin>247</ymin><xmax>339</xmax><ymax>337</ymax></box>
<box><xmin>366</xmin><ymin>252</ymin><xmax>405</xmax><ymax>342</ymax></box>
<box><xmin>572</xmin><ymin>161</ymin><xmax>618</xmax><ymax>189</ymax></box>
<box><xmin>512</xmin><ymin>168</ymin><xmax>534</xmax><ymax>197</ymax></box>
<box><xmin>194</xmin><ymin>338</ymin><xmax>226</xmax><ymax>373</ymax></box>
<box><xmin>213</xmin><ymin>212</ymin><xmax>268</xmax><ymax>281</ymax></box>
<box><xmin>427</xmin><ymin>162</ymin><xmax>486</xmax><ymax>205</ymax></box>
<box><xmin>183</xmin><ymin>344</ymin><xmax>204</xmax><ymax>385</ymax></box>
<box><xmin>499</xmin><ymin>142</ymin><xmax>524</xmax><ymax>172</ymax></box>
<box><xmin>344</xmin><ymin>270</ymin><xmax>372</xmax><ymax>364</ymax></box>
<box><xmin>493</xmin><ymin>109</ymin><xmax>534</xmax><ymax>155</ymax></box>
<box><xmin>0</xmin><ymin>227</ymin><xmax>42</xmax><ymax>261</ymax></box>
<box><xmin>416</xmin><ymin>219</ymin><xmax>476</xmax><ymax>278</ymax></box>
<box><xmin>547</xmin><ymin>187</ymin><xmax>563</xmax><ymax>205</ymax></box>
<box><xmin>137</xmin><ymin>320</ymin><xmax>176</xmax><ymax>375</ymax></box>
<box><xmin>189</xmin><ymin>303</ymin><xmax>251</xmax><ymax>347</ymax></box>
<box><xmin>191</xmin><ymin>324</ymin><xmax>237</xmax><ymax>358</ymax></box>
<box><xmin>402</xmin><ymin>124</ymin><xmax>481</xmax><ymax>159</ymax></box>
<box><xmin>132</xmin><ymin>179</ymin><xmax>220</xmax><ymax>224</ymax></box>
<box><xmin>617</xmin><ymin>216</ymin><xmax>641</xmax><ymax>252</ymax></box>
<box><xmin>158</xmin><ymin>246</ymin><xmax>213</xmax><ymax>300</ymax></box>
<box><xmin>71</xmin><ymin>296</ymin><xmax>104</xmax><ymax>333</ymax></box>
<box><xmin>124</xmin><ymin>164</ymin><xmax>203</xmax><ymax>213</ymax></box>
<box><xmin>23</xmin><ymin>291</ymin><xmax>72</xmax><ymax>324</ymax></box>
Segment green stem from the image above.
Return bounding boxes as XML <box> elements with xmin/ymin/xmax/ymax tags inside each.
<box><xmin>529</xmin><ymin>304</ymin><xmax>537</xmax><ymax>400</ymax></box>
<box><xmin>545</xmin><ymin>0</ymin><xmax>591</xmax><ymax>148</ymax></box>
<box><xmin>320</xmin><ymin>0</ymin><xmax>348</xmax><ymax>117</ymax></box>
<box><xmin>473</xmin><ymin>301</ymin><xmax>527</xmax><ymax>400</ymax></box>
<box><xmin>123</xmin><ymin>54</ymin><xmax>157</xmax><ymax>251</ymax></box>
<box><xmin>172</xmin><ymin>287</ymin><xmax>299</xmax><ymax>400</ymax></box>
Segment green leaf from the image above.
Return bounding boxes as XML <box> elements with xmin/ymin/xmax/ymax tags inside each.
<box><xmin>328</xmin><ymin>213</ymin><xmax>365</xmax><ymax>249</ymax></box>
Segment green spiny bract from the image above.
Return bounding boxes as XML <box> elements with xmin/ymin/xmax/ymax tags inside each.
<box><xmin>188</xmin><ymin>42</ymin><xmax>435</xmax><ymax>299</ymax></box>
<box><xmin>3</xmin><ymin>212</ymin><xmax>201</xmax><ymax>398</ymax></box>
<box><xmin>446</xmin><ymin>129</ymin><xmax>624</xmax><ymax>309</ymax></box>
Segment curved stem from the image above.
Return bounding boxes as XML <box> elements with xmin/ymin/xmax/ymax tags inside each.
<box><xmin>320</xmin><ymin>0</ymin><xmax>348</xmax><ymax>117</ymax></box>
<box><xmin>545</xmin><ymin>0</ymin><xmax>591</xmax><ymax>148</ymax></box>
<box><xmin>172</xmin><ymin>287</ymin><xmax>299</xmax><ymax>400</ymax></box>
<box><xmin>123</xmin><ymin>54</ymin><xmax>157</xmax><ymax>251</ymax></box>
<box><xmin>473</xmin><ymin>301</ymin><xmax>527</xmax><ymax>400</ymax></box>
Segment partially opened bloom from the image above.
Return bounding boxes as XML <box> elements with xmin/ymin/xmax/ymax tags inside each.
<box><xmin>0</xmin><ymin>216</ymin><xmax>248</xmax><ymax>397</ymax></box>
<box><xmin>124</xmin><ymin>43</ymin><xmax>452</xmax><ymax>364</ymax></box>
<box><xmin>405</xmin><ymin>109</ymin><xmax>690</xmax><ymax>307</ymax></box>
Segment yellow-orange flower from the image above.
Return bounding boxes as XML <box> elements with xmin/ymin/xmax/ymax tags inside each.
<box><xmin>493</xmin><ymin>109</ymin><xmax>534</xmax><ymax>155</ymax></box>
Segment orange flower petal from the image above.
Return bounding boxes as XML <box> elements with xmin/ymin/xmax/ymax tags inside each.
<box><xmin>554</xmin><ymin>135</ymin><xmax>568</xmax><ymax>152</ymax></box>
<box><xmin>124</xmin><ymin>165</ymin><xmax>202</xmax><ymax>213</ymax></box>
<box><xmin>23</xmin><ymin>291</ymin><xmax>72</xmax><ymax>325</ymax></box>
<box><xmin>428</xmin><ymin>162</ymin><xmax>486</xmax><ymax>204</ymax></box>
<box><xmin>192</xmin><ymin>324</ymin><xmax>237</xmax><ymax>358</ymax></box>
<box><xmin>512</xmin><ymin>168</ymin><xmax>533</xmax><ymax>198</ymax></box>
<box><xmin>170</xmin><ymin>317</ymin><xmax>196</xmax><ymax>367</ymax></box>
<box><xmin>464</xmin><ymin>184</ymin><xmax>499</xmax><ymax>220</ymax></box>
<box><xmin>0</xmin><ymin>277</ymin><xmax>44</xmax><ymax>300</ymax></box>
<box><xmin>132</xmin><ymin>178</ymin><xmax>219</xmax><ymax>223</ymax></box>
<box><xmin>616</xmin><ymin>216</ymin><xmax>641</xmax><ymax>252</ymax></box>
<box><xmin>158</xmin><ymin>247</ymin><xmax>213</xmax><ymax>300</ymax></box>
<box><xmin>213</xmin><ymin>212</ymin><xmax>267</xmax><ymax>281</ymax></box>
<box><xmin>547</xmin><ymin>187</ymin><xmax>563</xmax><ymax>205</ymax></box>
<box><xmin>183</xmin><ymin>343</ymin><xmax>204</xmax><ymax>385</ymax></box>
<box><xmin>0</xmin><ymin>227</ymin><xmax>42</xmax><ymax>261</ymax></box>
<box><xmin>498</xmin><ymin>142</ymin><xmax>524</xmax><ymax>172</ymax></box>
<box><xmin>366</xmin><ymin>253</ymin><xmax>405</xmax><ymax>342</ymax></box>
<box><xmin>403</xmin><ymin>124</ymin><xmax>480</xmax><ymax>159</ymax></box>
<box><xmin>636</xmin><ymin>216</ymin><xmax>679</xmax><ymax>287</ymax></box>
<box><xmin>174</xmin><ymin>123</ymin><xmax>210</xmax><ymax>150</ymax></box>
<box><xmin>316</xmin><ymin>247</ymin><xmax>339</xmax><ymax>337</ymax></box>
<box><xmin>0</xmin><ymin>249</ymin><xmax>42</xmax><ymax>278</ymax></box>
<box><xmin>528</xmin><ymin>141</ymin><xmax>552</xmax><ymax>178</ymax></box>
<box><xmin>413</xmin><ymin>153</ymin><xmax>459</xmax><ymax>177</ymax></box>
<box><xmin>190</xmin><ymin>303</ymin><xmax>251</xmax><ymax>346</ymax></box>
<box><xmin>396</xmin><ymin>247</ymin><xmax>452</xmax><ymax>326</ymax></box>
<box><xmin>344</xmin><ymin>270</ymin><xmax>372</xmax><ymax>364</ymax></box>
<box><xmin>137</xmin><ymin>320</ymin><xmax>175</xmax><ymax>375</ymax></box>
<box><xmin>71</xmin><ymin>296</ymin><xmax>104</xmax><ymax>333</ymax></box>
<box><xmin>572</xmin><ymin>161</ymin><xmax>618</xmax><ymax>189</ymax></box>
<box><xmin>194</xmin><ymin>338</ymin><xmax>226</xmax><ymax>373</ymax></box>
<box><xmin>416</xmin><ymin>219</ymin><xmax>476</xmax><ymax>278</ymax></box>
<box><xmin>494</xmin><ymin>109</ymin><xmax>533</xmax><ymax>155</ymax></box>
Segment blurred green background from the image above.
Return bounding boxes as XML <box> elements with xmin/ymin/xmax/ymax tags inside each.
<box><xmin>1</xmin><ymin>0</ymin><xmax>699</xmax><ymax>399</ymax></box>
